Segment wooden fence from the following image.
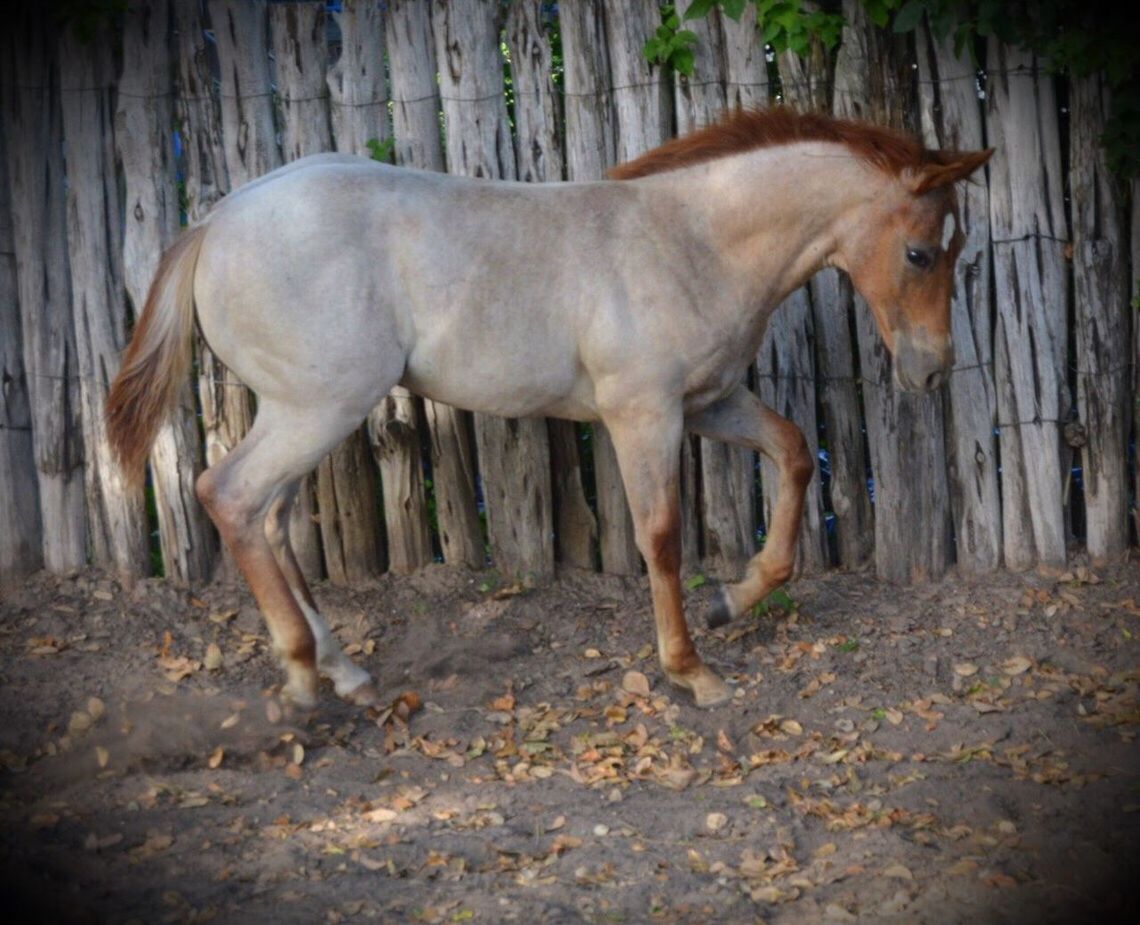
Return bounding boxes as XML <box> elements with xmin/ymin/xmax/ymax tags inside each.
<box><xmin>0</xmin><ymin>0</ymin><xmax>1135</xmax><ymax>589</ymax></box>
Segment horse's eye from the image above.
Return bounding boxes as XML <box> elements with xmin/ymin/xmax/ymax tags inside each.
<box><xmin>906</xmin><ymin>247</ymin><xmax>934</xmax><ymax>270</ymax></box>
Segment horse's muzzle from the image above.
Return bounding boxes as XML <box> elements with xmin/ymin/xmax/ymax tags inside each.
<box><xmin>893</xmin><ymin>337</ymin><xmax>953</xmax><ymax>393</ymax></box>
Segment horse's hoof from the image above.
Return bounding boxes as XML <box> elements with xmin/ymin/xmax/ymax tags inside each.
<box><xmin>341</xmin><ymin>681</ymin><xmax>382</xmax><ymax>708</ymax></box>
<box><xmin>666</xmin><ymin>664</ymin><xmax>733</xmax><ymax>709</ymax></box>
<box><xmin>268</xmin><ymin>691</ymin><xmax>315</xmax><ymax>726</ymax></box>
<box><xmin>706</xmin><ymin>584</ymin><xmax>735</xmax><ymax>629</ymax></box>
<box><xmin>281</xmin><ymin>676</ymin><xmax>319</xmax><ymax>712</ymax></box>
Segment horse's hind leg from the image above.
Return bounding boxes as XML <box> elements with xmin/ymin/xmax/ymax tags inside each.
<box><xmin>265</xmin><ymin>488</ymin><xmax>378</xmax><ymax>705</ymax></box>
<box><xmin>195</xmin><ymin>402</ymin><xmax>367</xmax><ymax>707</ymax></box>
<box><xmin>605</xmin><ymin>406</ymin><xmax>731</xmax><ymax>708</ymax></box>
<box><xmin>685</xmin><ymin>385</ymin><xmax>814</xmax><ymax>627</ymax></box>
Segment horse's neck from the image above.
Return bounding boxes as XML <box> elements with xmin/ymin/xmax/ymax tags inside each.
<box><xmin>662</xmin><ymin>142</ymin><xmax>883</xmax><ymax>310</ymax></box>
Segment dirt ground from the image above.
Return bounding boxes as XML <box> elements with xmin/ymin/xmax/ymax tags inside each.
<box><xmin>1</xmin><ymin>554</ymin><xmax>1138</xmax><ymax>924</ymax></box>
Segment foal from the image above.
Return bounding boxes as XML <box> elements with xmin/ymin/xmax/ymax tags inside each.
<box><xmin>108</xmin><ymin>108</ymin><xmax>990</xmax><ymax>708</ymax></box>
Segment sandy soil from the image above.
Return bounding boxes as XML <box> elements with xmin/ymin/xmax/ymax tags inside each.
<box><xmin>1</xmin><ymin>555</ymin><xmax>1138</xmax><ymax>924</ymax></box>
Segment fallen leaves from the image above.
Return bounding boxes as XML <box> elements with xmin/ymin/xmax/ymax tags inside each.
<box><xmin>621</xmin><ymin>670</ymin><xmax>651</xmax><ymax>697</ymax></box>
<box><xmin>371</xmin><ymin>690</ymin><xmax>423</xmax><ymax>744</ymax></box>
<box><xmin>799</xmin><ymin>671</ymin><xmax>837</xmax><ymax>699</ymax></box>
<box><xmin>26</xmin><ymin>636</ymin><xmax>68</xmax><ymax>656</ymax></box>
<box><xmin>1001</xmin><ymin>655</ymin><xmax>1033</xmax><ymax>676</ymax></box>
<box><xmin>753</xmin><ymin>715</ymin><xmax>804</xmax><ymax>739</ymax></box>
<box><xmin>882</xmin><ymin>862</ymin><xmax>914</xmax><ymax>881</ymax></box>
<box><xmin>705</xmin><ymin>812</ymin><xmax>728</xmax><ymax>832</ymax></box>
<box><xmin>204</xmin><ymin>643</ymin><xmax>224</xmax><ymax>671</ymax></box>
<box><xmin>131</xmin><ymin>831</ymin><xmax>175</xmax><ymax>859</ymax></box>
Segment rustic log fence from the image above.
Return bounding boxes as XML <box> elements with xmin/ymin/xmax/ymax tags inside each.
<box><xmin>0</xmin><ymin>0</ymin><xmax>1135</xmax><ymax>589</ymax></box>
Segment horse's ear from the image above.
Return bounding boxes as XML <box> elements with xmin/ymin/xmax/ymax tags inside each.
<box><xmin>908</xmin><ymin>148</ymin><xmax>994</xmax><ymax>195</ymax></box>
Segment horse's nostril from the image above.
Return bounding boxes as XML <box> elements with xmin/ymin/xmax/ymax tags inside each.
<box><xmin>924</xmin><ymin>369</ymin><xmax>945</xmax><ymax>391</ymax></box>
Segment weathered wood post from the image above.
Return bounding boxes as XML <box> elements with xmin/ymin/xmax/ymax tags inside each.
<box><xmin>328</xmin><ymin>0</ymin><xmax>390</xmax><ymax>158</ymax></box>
<box><xmin>583</xmin><ymin>0</ymin><xmax>670</xmax><ymax>574</ymax></box>
<box><xmin>0</xmin><ymin>11</ymin><xmax>87</xmax><ymax>573</ymax></box>
<box><xmin>507</xmin><ymin>0</ymin><xmax>599</xmax><ymax>571</ymax></box>
<box><xmin>0</xmin><ymin>120</ymin><xmax>42</xmax><ymax>581</ymax></box>
<box><xmin>673</xmin><ymin>0</ymin><xmax>758</xmax><ymax>579</ymax></box>
<box><xmin>432</xmin><ymin>0</ymin><xmax>555</xmax><ymax>581</ymax></box>
<box><xmin>720</xmin><ymin>1</ymin><xmax>768</xmax><ymax>110</ymax></box>
<box><xmin>915</xmin><ymin>25</ymin><xmax>1001</xmax><ymax>573</ymax></box>
<box><xmin>559</xmin><ymin>0</ymin><xmax>643</xmax><ymax>576</ymax></box>
<box><xmin>756</xmin><ymin>26</ymin><xmax>831</xmax><ymax>578</ymax></box>
<box><xmin>270</xmin><ymin>0</ymin><xmax>385</xmax><ymax>585</ymax></box>
<box><xmin>174</xmin><ymin>0</ymin><xmax>228</xmax><ymax>220</ymax></box>
<box><xmin>833</xmin><ymin>0</ymin><xmax>953</xmax><ymax>583</ymax></box>
<box><xmin>775</xmin><ymin>14</ymin><xmax>874</xmax><ymax>572</ymax></box>
<box><xmin>1133</xmin><ymin>181</ymin><xmax>1140</xmax><ymax>543</ymax></box>
<box><xmin>117</xmin><ymin>0</ymin><xmax>217</xmax><ymax>584</ymax></box>
<box><xmin>1069</xmin><ymin>73</ymin><xmax>1130</xmax><ymax>561</ymax></box>
<box><xmin>985</xmin><ymin>43</ymin><xmax>1070</xmax><ymax>569</ymax></box>
<box><xmin>329</xmin><ymin>0</ymin><xmax>434</xmax><ymax>577</ymax></box>
<box><xmin>59</xmin><ymin>25</ymin><xmax>151</xmax><ymax>579</ymax></box>
<box><xmin>191</xmin><ymin>0</ymin><xmax>269</xmax><ymax>577</ymax></box>
<box><xmin>386</xmin><ymin>0</ymin><xmax>484</xmax><ymax>570</ymax></box>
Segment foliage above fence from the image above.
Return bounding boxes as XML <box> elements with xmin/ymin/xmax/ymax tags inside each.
<box><xmin>0</xmin><ymin>0</ymin><xmax>1135</xmax><ymax>590</ymax></box>
<box><xmin>658</xmin><ymin>0</ymin><xmax>1139</xmax><ymax>176</ymax></box>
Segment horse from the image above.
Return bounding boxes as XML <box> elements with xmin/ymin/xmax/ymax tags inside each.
<box><xmin>107</xmin><ymin>107</ymin><xmax>991</xmax><ymax>710</ymax></box>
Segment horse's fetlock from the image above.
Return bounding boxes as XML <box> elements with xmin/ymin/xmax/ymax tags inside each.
<box><xmin>285</xmin><ymin>633</ymin><xmax>317</xmax><ymax>670</ymax></box>
<box><xmin>661</xmin><ymin>647</ymin><xmax>701</xmax><ymax>677</ymax></box>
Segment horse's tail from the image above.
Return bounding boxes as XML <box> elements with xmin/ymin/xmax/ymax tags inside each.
<box><xmin>106</xmin><ymin>222</ymin><xmax>209</xmax><ymax>486</ymax></box>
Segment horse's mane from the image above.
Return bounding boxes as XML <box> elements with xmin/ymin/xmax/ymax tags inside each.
<box><xmin>608</xmin><ymin>107</ymin><xmax>945</xmax><ymax>180</ymax></box>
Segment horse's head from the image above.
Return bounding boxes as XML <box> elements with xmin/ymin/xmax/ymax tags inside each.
<box><xmin>833</xmin><ymin>148</ymin><xmax>992</xmax><ymax>392</ymax></box>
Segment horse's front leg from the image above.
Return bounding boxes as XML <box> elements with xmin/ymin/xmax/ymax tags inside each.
<box><xmin>605</xmin><ymin>407</ymin><xmax>732</xmax><ymax>707</ymax></box>
<box><xmin>686</xmin><ymin>385</ymin><xmax>814</xmax><ymax>627</ymax></box>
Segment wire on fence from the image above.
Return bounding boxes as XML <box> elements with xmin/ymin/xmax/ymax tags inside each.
<box><xmin>18</xmin><ymin>64</ymin><xmax>1042</xmax><ymax>110</ymax></box>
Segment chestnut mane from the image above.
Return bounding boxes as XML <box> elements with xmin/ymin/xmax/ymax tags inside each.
<box><xmin>608</xmin><ymin>107</ymin><xmax>946</xmax><ymax>180</ymax></box>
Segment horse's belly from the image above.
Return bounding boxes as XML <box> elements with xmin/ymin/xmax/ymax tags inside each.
<box><xmin>402</xmin><ymin>349</ymin><xmax>591</xmax><ymax>420</ymax></box>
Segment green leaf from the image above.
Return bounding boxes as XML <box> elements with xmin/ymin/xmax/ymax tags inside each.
<box><xmin>643</xmin><ymin>37</ymin><xmax>664</xmax><ymax>65</ymax></box>
<box><xmin>766</xmin><ymin>588</ymin><xmax>795</xmax><ymax>611</ymax></box>
<box><xmin>685</xmin><ymin>574</ymin><xmax>708</xmax><ymax>590</ymax></box>
<box><xmin>774</xmin><ymin>6</ymin><xmax>800</xmax><ymax>31</ymax></box>
<box><xmin>681</xmin><ymin>0</ymin><xmax>718</xmax><ymax>21</ymax></box>
<box><xmin>672</xmin><ymin>46</ymin><xmax>696</xmax><ymax>76</ymax></box>
<box><xmin>365</xmin><ymin>137</ymin><xmax>394</xmax><ymax>163</ymax></box>
<box><xmin>721</xmin><ymin>0</ymin><xmax>747</xmax><ymax>20</ymax></box>
<box><xmin>891</xmin><ymin>0</ymin><xmax>925</xmax><ymax>34</ymax></box>
<box><xmin>864</xmin><ymin>0</ymin><xmax>893</xmax><ymax>28</ymax></box>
